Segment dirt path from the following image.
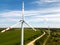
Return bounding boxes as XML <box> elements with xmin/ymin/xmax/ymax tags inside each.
<box><xmin>26</xmin><ymin>32</ymin><xmax>46</xmax><ymax>45</ymax></box>
<box><xmin>43</xmin><ymin>35</ymin><xmax>50</xmax><ymax>45</ymax></box>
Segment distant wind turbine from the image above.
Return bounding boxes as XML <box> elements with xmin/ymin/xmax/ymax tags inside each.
<box><xmin>45</xmin><ymin>17</ymin><xmax>50</xmax><ymax>36</ymax></box>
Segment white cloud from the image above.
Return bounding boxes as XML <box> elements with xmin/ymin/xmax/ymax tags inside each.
<box><xmin>32</xmin><ymin>0</ymin><xmax>60</xmax><ymax>5</ymax></box>
<box><xmin>0</xmin><ymin>11</ymin><xmax>22</xmax><ymax>17</ymax></box>
<box><xmin>0</xmin><ymin>7</ymin><xmax>60</xmax><ymax>28</ymax></box>
<box><xmin>0</xmin><ymin>7</ymin><xmax>60</xmax><ymax>23</ymax></box>
<box><xmin>40</xmin><ymin>0</ymin><xmax>60</xmax><ymax>3</ymax></box>
<box><xmin>34</xmin><ymin>13</ymin><xmax>60</xmax><ymax>22</ymax></box>
<box><xmin>0</xmin><ymin>11</ymin><xmax>40</xmax><ymax>17</ymax></box>
<box><xmin>1</xmin><ymin>7</ymin><xmax>60</xmax><ymax>17</ymax></box>
<box><xmin>25</xmin><ymin>7</ymin><xmax>60</xmax><ymax>28</ymax></box>
<box><xmin>0</xmin><ymin>18</ymin><xmax>19</xmax><ymax>22</ymax></box>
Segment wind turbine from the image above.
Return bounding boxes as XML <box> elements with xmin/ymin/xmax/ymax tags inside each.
<box><xmin>1</xmin><ymin>0</ymin><xmax>36</xmax><ymax>45</ymax></box>
<box><xmin>45</xmin><ymin>17</ymin><xmax>50</xmax><ymax>36</ymax></box>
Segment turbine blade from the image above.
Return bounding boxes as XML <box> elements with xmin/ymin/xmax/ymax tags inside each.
<box><xmin>24</xmin><ymin>21</ymin><xmax>36</xmax><ymax>31</ymax></box>
<box><xmin>1</xmin><ymin>22</ymin><xmax>21</xmax><ymax>33</ymax></box>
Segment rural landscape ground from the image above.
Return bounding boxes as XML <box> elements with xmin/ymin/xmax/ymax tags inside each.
<box><xmin>0</xmin><ymin>28</ymin><xmax>60</xmax><ymax>45</ymax></box>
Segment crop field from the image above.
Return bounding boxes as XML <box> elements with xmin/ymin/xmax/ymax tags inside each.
<box><xmin>0</xmin><ymin>28</ymin><xmax>42</xmax><ymax>45</ymax></box>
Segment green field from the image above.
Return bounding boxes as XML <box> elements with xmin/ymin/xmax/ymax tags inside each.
<box><xmin>0</xmin><ymin>28</ymin><xmax>60</xmax><ymax>45</ymax></box>
<box><xmin>35</xmin><ymin>28</ymin><xmax>60</xmax><ymax>45</ymax></box>
<box><xmin>0</xmin><ymin>28</ymin><xmax>42</xmax><ymax>45</ymax></box>
<box><xmin>46</xmin><ymin>29</ymin><xmax>60</xmax><ymax>45</ymax></box>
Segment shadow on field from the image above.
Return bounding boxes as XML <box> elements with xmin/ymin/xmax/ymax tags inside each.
<box><xmin>15</xmin><ymin>42</ymin><xmax>20</xmax><ymax>45</ymax></box>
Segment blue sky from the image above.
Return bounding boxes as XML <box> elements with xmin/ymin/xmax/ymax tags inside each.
<box><xmin>0</xmin><ymin>0</ymin><xmax>60</xmax><ymax>28</ymax></box>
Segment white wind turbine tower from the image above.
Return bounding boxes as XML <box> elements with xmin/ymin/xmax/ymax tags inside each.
<box><xmin>20</xmin><ymin>0</ymin><xmax>36</xmax><ymax>45</ymax></box>
<box><xmin>45</xmin><ymin>17</ymin><xmax>50</xmax><ymax>36</ymax></box>
<box><xmin>1</xmin><ymin>0</ymin><xmax>36</xmax><ymax>45</ymax></box>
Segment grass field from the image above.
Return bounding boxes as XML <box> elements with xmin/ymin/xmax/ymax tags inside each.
<box><xmin>0</xmin><ymin>28</ymin><xmax>42</xmax><ymax>45</ymax></box>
